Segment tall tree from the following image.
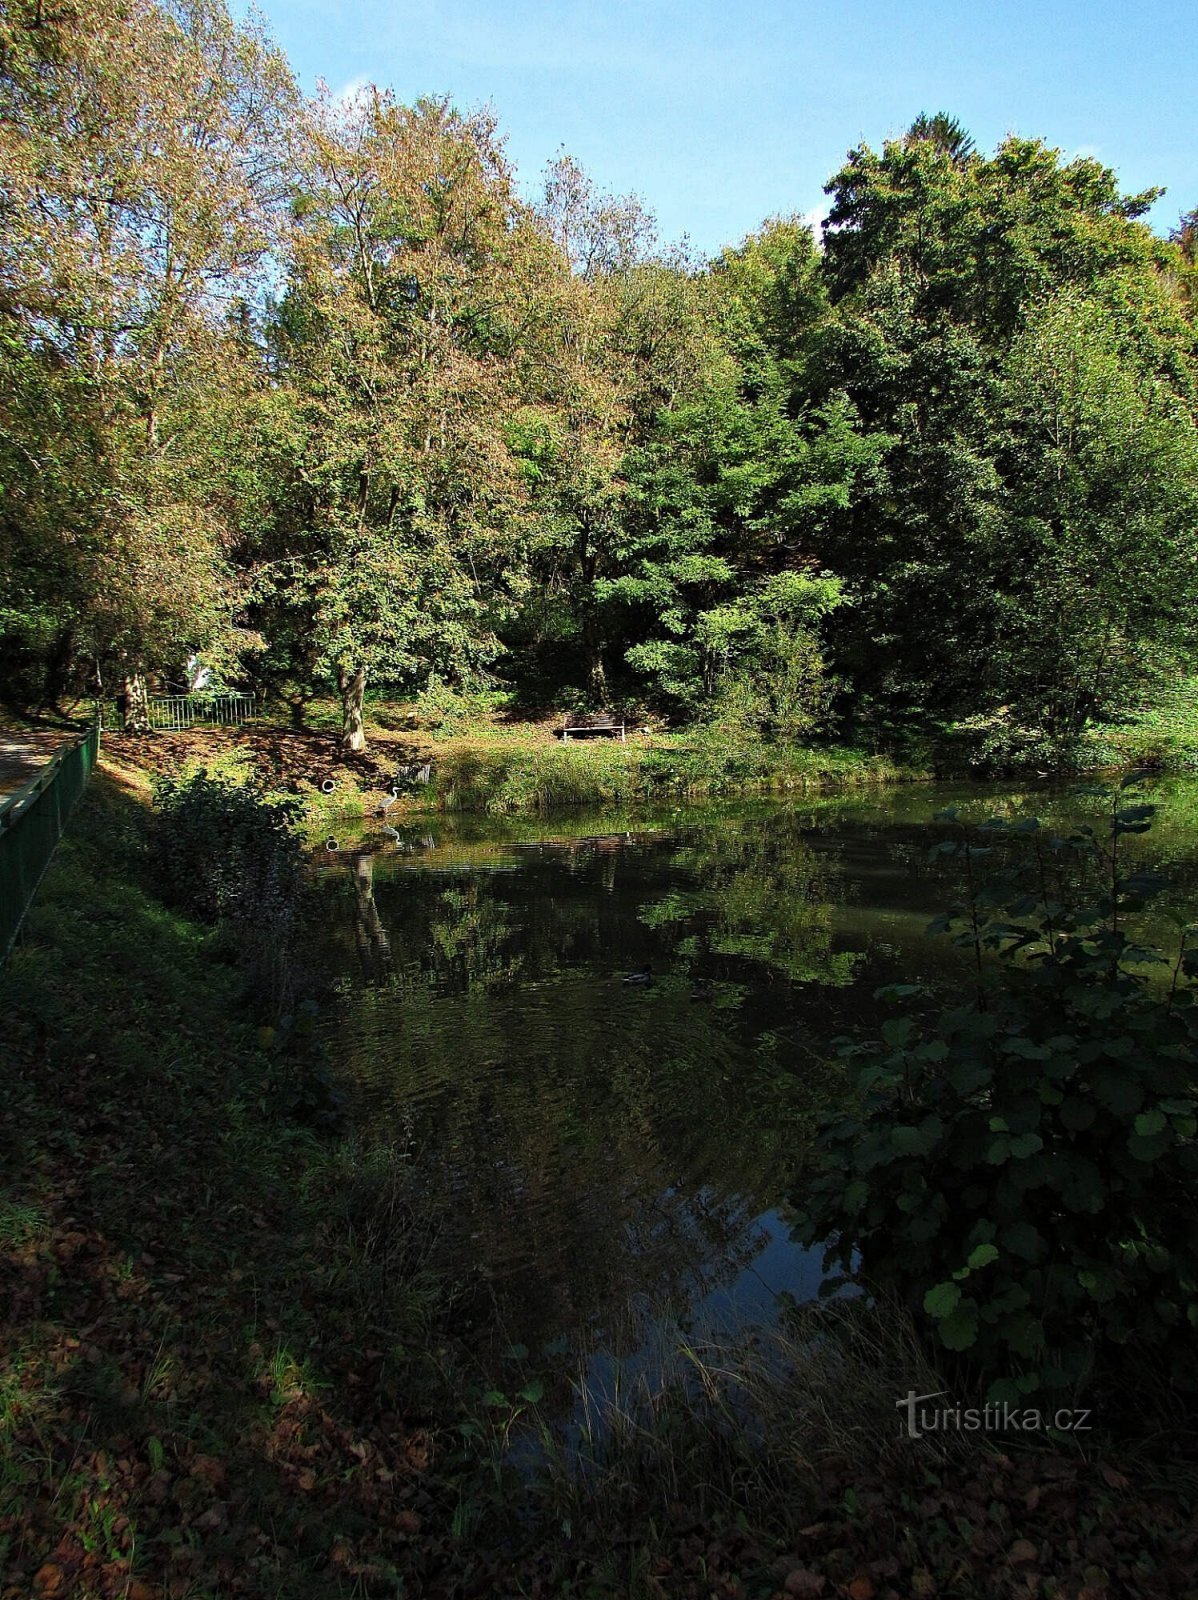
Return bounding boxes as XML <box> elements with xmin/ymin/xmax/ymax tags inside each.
<box><xmin>992</xmin><ymin>288</ymin><xmax>1198</xmax><ymax>740</ymax></box>
<box><xmin>809</xmin><ymin>118</ymin><xmax>1196</xmax><ymax>736</ymax></box>
<box><xmin>505</xmin><ymin>159</ymin><xmax>713</xmax><ymax>702</ymax></box>
<box><xmin>0</xmin><ymin>0</ymin><xmax>295</xmax><ymax>723</ymax></box>
<box><xmin>259</xmin><ymin>91</ymin><xmax>559</xmax><ymax>748</ymax></box>
<box><xmin>600</xmin><ymin>221</ymin><xmax>885</xmax><ymax>717</ymax></box>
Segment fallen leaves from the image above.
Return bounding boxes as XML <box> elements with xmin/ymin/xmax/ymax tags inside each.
<box><xmin>782</xmin><ymin>1568</ymin><xmax>825</xmax><ymax>1597</ymax></box>
<box><xmin>32</xmin><ymin>1562</ymin><xmax>67</xmax><ymax>1597</ymax></box>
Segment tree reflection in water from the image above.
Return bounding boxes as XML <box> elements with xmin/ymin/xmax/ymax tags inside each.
<box><xmin>315</xmin><ymin>783</ymin><xmax>1198</xmax><ymax>1380</ymax></box>
<box><xmin>317</xmin><ymin>804</ymin><xmax>869</xmax><ymax>1362</ymax></box>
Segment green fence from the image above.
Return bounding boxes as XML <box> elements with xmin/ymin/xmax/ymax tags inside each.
<box><xmin>0</xmin><ymin>719</ymin><xmax>101</xmax><ymax>963</ymax></box>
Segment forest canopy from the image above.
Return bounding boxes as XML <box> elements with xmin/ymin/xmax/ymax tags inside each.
<box><xmin>2</xmin><ymin>0</ymin><xmax>1197</xmax><ymax>756</ymax></box>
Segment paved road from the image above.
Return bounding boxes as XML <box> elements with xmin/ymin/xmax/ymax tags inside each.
<box><xmin>0</xmin><ymin>728</ymin><xmax>76</xmax><ymax>797</ymax></box>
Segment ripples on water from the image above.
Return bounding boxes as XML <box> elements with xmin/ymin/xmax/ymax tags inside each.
<box><xmin>310</xmin><ymin>778</ymin><xmax>1198</xmax><ymax>1368</ymax></box>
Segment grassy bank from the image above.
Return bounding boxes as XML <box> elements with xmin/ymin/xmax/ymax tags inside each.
<box><xmin>88</xmin><ymin>679</ymin><xmax>1198</xmax><ymax>823</ymax></box>
<box><xmin>428</xmin><ymin>733</ymin><xmax>912</xmax><ymax>815</ymax></box>
<box><xmin>1076</xmin><ymin>677</ymin><xmax>1198</xmax><ymax>773</ymax></box>
<box><xmin>937</xmin><ymin>678</ymin><xmax>1198</xmax><ymax>777</ymax></box>
<box><xmin>0</xmin><ymin>775</ymin><xmax>482</xmax><ymax>1598</ymax></box>
<box><xmin>96</xmin><ymin>698</ymin><xmax>922</xmax><ymax>825</ymax></box>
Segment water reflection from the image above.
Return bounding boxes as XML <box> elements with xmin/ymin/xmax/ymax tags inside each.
<box><xmin>313</xmin><ymin>779</ymin><xmax>1198</xmax><ymax>1360</ymax></box>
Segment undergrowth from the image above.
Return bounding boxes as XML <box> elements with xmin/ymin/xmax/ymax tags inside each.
<box><xmin>431</xmin><ymin>735</ymin><xmax>911</xmax><ymax>815</ymax></box>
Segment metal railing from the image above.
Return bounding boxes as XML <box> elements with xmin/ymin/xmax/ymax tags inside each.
<box><xmin>1</xmin><ymin>718</ymin><xmax>101</xmax><ymax>963</ymax></box>
<box><xmin>101</xmin><ymin>691</ymin><xmax>256</xmax><ymax>732</ymax></box>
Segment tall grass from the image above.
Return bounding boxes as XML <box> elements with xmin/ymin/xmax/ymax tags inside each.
<box><xmin>449</xmin><ymin>1295</ymin><xmax>969</xmax><ymax>1595</ymax></box>
<box><xmin>432</xmin><ymin>736</ymin><xmax>913</xmax><ymax>815</ymax></box>
<box><xmin>1078</xmin><ymin>676</ymin><xmax>1198</xmax><ymax>772</ymax></box>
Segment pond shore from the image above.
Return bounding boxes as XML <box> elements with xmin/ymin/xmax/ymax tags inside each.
<box><xmin>3</xmin><ymin>773</ymin><xmax>1198</xmax><ymax>1597</ymax></box>
<box><xmin>34</xmin><ymin>674</ymin><xmax>1198</xmax><ymax>828</ymax></box>
<box><xmin>96</xmin><ymin>707</ymin><xmax>922</xmax><ymax>825</ymax></box>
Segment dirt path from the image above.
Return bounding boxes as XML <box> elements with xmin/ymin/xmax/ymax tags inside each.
<box><xmin>0</xmin><ymin>726</ymin><xmax>77</xmax><ymax>797</ymax></box>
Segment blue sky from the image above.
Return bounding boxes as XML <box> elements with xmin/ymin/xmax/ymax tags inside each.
<box><xmin>249</xmin><ymin>0</ymin><xmax>1196</xmax><ymax>257</ymax></box>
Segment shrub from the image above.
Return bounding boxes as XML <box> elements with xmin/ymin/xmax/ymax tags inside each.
<box><xmin>942</xmin><ymin>709</ymin><xmax>1069</xmax><ymax>774</ymax></box>
<box><xmin>794</xmin><ymin>777</ymin><xmax>1198</xmax><ymax>1404</ymax></box>
<box><xmin>152</xmin><ymin>770</ymin><xmax>305</xmax><ymax>1014</ymax></box>
<box><xmin>414</xmin><ymin>674</ymin><xmax>509</xmax><ymax>739</ymax></box>
<box><xmin>704</xmin><ymin>624</ymin><xmax>836</xmax><ymax>744</ymax></box>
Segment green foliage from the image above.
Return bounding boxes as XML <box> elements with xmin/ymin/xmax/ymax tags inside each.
<box><xmin>249</xmin><ymin>92</ymin><xmax>575</xmax><ymax>744</ymax></box>
<box><xmin>697</xmin><ymin>571</ymin><xmax>844</xmax><ymax>742</ymax></box>
<box><xmin>414</xmin><ymin>676</ymin><xmax>511</xmax><ymax>740</ymax></box>
<box><xmin>794</xmin><ymin>780</ymin><xmax>1198</xmax><ymax>1400</ymax></box>
<box><xmin>814</xmin><ymin>122</ymin><xmax>1198</xmax><ymax>738</ymax></box>
<box><xmin>0</xmin><ymin>0</ymin><xmax>295</xmax><ymax>706</ymax></box>
<box><xmin>5</xmin><ymin>17</ymin><xmax>1198</xmax><ymax>773</ymax></box>
<box><xmin>608</xmin><ymin>221</ymin><xmax>885</xmax><ymax>720</ymax></box>
<box><xmin>152</xmin><ymin>771</ymin><xmax>303</xmax><ymax>926</ymax></box>
<box><xmin>1077</xmin><ymin>677</ymin><xmax>1198</xmax><ymax>773</ymax></box>
<box><xmin>942</xmin><ymin>708</ymin><xmax>1069</xmax><ymax>775</ymax></box>
<box><xmin>989</xmin><ymin>291</ymin><xmax>1198</xmax><ymax>742</ymax></box>
<box><xmin>430</xmin><ymin>733</ymin><xmax>907</xmax><ymax>814</ymax></box>
<box><xmin>152</xmin><ymin>770</ymin><xmax>306</xmax><ymax>1016</ymax></box>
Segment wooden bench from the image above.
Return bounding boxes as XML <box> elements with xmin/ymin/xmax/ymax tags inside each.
<box><xmin>557</xmin><ymin>712</ymin><xmax>626</xmax><ymax>742</ymax></box>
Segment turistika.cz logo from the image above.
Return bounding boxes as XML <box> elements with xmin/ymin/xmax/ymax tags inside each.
<box><xmin>896</xmin><ymin>1389</ymin><xmax>1092</xmax><ymax>1441</ymax></box>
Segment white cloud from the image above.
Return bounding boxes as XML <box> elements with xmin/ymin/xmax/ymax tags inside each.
<box><xmin>333</xmin><ymin>75</ymin><xmax>372</xmax><ymax>111</ymax></box>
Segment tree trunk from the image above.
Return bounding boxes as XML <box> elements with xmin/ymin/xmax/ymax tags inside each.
<box><xmin>39</xmin><ymin>626</ymin><xmax>75</xmax><ymax>712</ymax></box>
<box><xmin>122</xmin><ymin>672</ymin><xmax>151</xmax><ymax>734</ymax></box>
<box><xmin>584</xmin><ymin>617</ymin><xmax>607</xmax><ymax>700</ymax></box>
<box><xmin>337</xmin><ymin>664</ymin><xmax>367</xmax><ymax>752</ymax></box>
<box><xmin>578</xmin><ymin>536</ymin><xmax>606</xmax><ymax>701</ymax></box>
<box><xmin>351</xmin><ymin>854</ymin><xmax>392</xmax><ymax>980</ymax></box>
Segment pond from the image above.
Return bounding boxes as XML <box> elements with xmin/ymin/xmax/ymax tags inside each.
<box><xmin>311</xmin><ymin>774</ymin><xmax>1198</xmax><ymax>1369</ymax></box>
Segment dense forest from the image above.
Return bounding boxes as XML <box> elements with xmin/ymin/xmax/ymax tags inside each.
<box><xmin>3</xmin><ymin>0</ymin><xmax>1198</xmax><ymax>762</ymax></box>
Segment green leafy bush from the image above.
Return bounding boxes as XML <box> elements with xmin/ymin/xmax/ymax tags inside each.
<box><xmin>942</xmin><ymin>708</ymin><xmax>1069</xmax><ymax>774</ymax></box>
<box><xmin>152</xmin><ymin>770</ymin><xmax>305</xmax><ymax>1013</ymax></box>
<box><xmin>414</xmin><ymin>674</ymin><xmax>509</xmax><ymax>739</ymax></box>
<box><xmin>794</xmin><ymin>777</ymin><xmax>1198</xmax><ymax>1402</ymax></box>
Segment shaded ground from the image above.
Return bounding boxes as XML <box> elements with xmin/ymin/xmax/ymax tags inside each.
<box><xmin>103</xmin><ymin>723</ymin><xmax>414</xmax><ymax>796</ymax></box>
<box><xmin>98</xmin><ymin>709</ymin><xmax>597</xmax><ymax>816</ymax></box>
<box><xmin>100</xmin><ymin>708</ymin><xmax>571</xmax><ymax>791</ymax></box>
<box><xmin>0</xmin><ymin>777</ymin><xmax>472</xmax><ymax>1600</ymax></box>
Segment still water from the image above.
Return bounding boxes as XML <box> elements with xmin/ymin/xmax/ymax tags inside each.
<box><xmin>312</xmin><ymin>776</ymin><xmax>1198</xmax><ymax>1359</ymax></box>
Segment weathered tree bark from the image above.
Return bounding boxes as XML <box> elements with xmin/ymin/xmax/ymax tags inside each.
<box><xmin>122</xmin><ymin>672</ymin><xmax>151</xmax><ymax>733</ymax></box>
<box><xmin>337</xmin><ymin>664</ymin><xmax>367</xmax><ymax>752</ymax></box>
